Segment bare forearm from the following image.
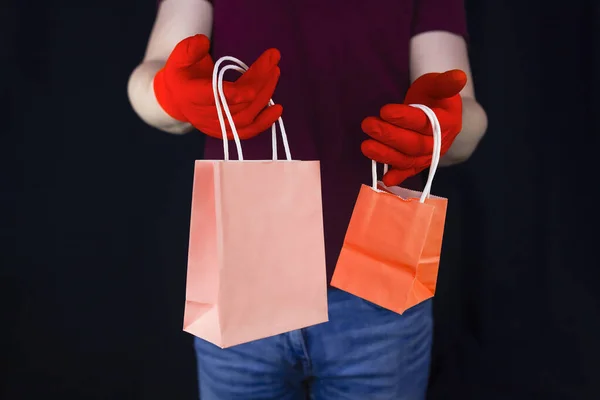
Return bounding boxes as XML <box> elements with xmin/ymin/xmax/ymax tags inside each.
<box><xmin>127</xmin><ymin>60</ymin><xmax>193</xmax><ymax>134</ymax></box>
<box><xmin>440</xmin><ymin>96</ymin><xmax>488</xmax><ymax>166</ymax></box>
<box><xmin>127</xmin><ymin>0</ymin><xmax>213</xmax><ymax>134</ymax></box>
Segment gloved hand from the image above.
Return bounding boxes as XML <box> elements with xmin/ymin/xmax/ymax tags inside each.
<box><xmin>361</xmin><ymin>69</ymin><xmax>467</xmax><ymax>186</ymax></box>
<box><xmin>154</xmin><ymin>34</ymin><xmax>283</xmax><ymax>140</ymax></box>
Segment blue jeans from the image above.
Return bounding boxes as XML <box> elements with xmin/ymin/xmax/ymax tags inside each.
<box><xmin>194</xmin><ymin>288</ymin><xmax>433</xmax><ymax>399</ymax></box>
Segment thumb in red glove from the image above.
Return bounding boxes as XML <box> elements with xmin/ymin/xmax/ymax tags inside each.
<box><xmin>361</xmin><ymin>69</ymin><xmax>467</xmax><ymax>186</ymax></box>
<box><xmin>154</xmin><ymin>34</ymin><xmax>283</xmax><ymax>140</ymax></box>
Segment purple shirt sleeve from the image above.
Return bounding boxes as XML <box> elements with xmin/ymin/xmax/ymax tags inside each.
<box><xmin>411</xmin><ymin>0</ymin><xmax>468</xmax><ymax>39</ymax></box>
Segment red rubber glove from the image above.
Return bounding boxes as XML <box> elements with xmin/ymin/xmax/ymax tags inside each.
<box><xmin>154</xmin><ymin>34</ymin><xmax>283</xmax><ymax>140</ymax></box>
<box><xmin>361</xmin><ymin>69</ymin><xmax>467</xmax><ymax>186</ymax></box>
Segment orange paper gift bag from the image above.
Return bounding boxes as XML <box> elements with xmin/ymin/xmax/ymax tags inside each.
<box><xmin>183</xmin><ymin>57</ymin><xmax>328</xmax><ymax>348</ymax></box>
<box><xmin>331</xmin><ymin>104</ymin><xmax>448</xmax><ymax>314</ymax></box>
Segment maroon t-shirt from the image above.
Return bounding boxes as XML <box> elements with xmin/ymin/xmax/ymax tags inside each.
<box><xmin>194</xmin><ymin>0</ymin><xmax>467</xmax><ymax>281</ymax></box>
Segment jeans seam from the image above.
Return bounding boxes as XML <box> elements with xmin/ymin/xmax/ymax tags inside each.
<box><xmin>299</xmin><ymin>329</ymin><xmax>312</xmax><ymax>377</ymax></box>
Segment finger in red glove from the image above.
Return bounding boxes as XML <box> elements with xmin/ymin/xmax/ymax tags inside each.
<box><xmin>405</xmin><ymin>69</ymin><xmax>467</xmax><ymax>102</ymax></box>
<box><xmin>381</xmin><ymin>168</ymin><xmax>419</xmax><ymax>188</ymax></box>
<box><xmin>361</xmin><ymin>139</ymin><xmax>430</xmax><ymax>172</ymax></box>
<box><xmin>361</xmin><ymin>115</ymin><xmax>434</xmax><ymax>156</ymax></box>
<box><xmin>197</xmin><ymin>50</ymin><xmax>283</xmax><ymax>139</ymax></box>
<box><xmin>361</xmin><ymin>139</ymin><xmax>431</xmax><ymax>187</ymax></box>
<box><xmin>183</xmin><ymin>64</ymin><xmax>282</xmax><ymax>136</ymax></box>
<box><xmin>229</xmin><ymin>65</ymin><xmax>281</xmax><ymax>128</ymax></box>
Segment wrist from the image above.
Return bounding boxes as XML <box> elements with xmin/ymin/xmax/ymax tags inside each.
<box><xmin>127</xmin><ymin>61</ymin><xmax>194</xmax><ymax>134</ymax></box>
<box><xmin>153</xmin><ymin>68</ymin><xmax>188</xmax><ymax>123</ymax></box>
<box><xmin>440</xmin><ymin>97</ymin><xmax>487</xmax><ymax>166</ymax></box>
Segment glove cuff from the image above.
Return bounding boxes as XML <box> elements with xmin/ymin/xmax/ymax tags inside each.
<box><xmin>153</xmin><ymin>68</ymin><xmax>188</xmax><ymax>123</ymax></box>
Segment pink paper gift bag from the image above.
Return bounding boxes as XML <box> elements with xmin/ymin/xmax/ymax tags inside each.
<box><xmin>183</xmin><ymin>57</ymin><xmax>329</xmax><ymax>348</ymax></box>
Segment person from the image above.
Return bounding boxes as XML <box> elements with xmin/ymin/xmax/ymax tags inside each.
<box><xmin>128</xmin><ymin>0</ymin><xmax>488</xmax><ymax>398</ymax></box>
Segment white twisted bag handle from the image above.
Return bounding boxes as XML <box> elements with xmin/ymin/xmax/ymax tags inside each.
<box><xmin>211</xmin><ymin>56</ymin><xmax>292</xmax><ymax>161</ymax></box>
<box><xmin>371</xmin><ymin>104</ymin><xmax>442</xmax><ymax>203</ymax></box>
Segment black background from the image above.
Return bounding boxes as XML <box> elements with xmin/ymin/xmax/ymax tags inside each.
<box><xmin>2</xmin><ymin>1</ymin><xmax>599</xmax><ymax>399</ymax></box>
